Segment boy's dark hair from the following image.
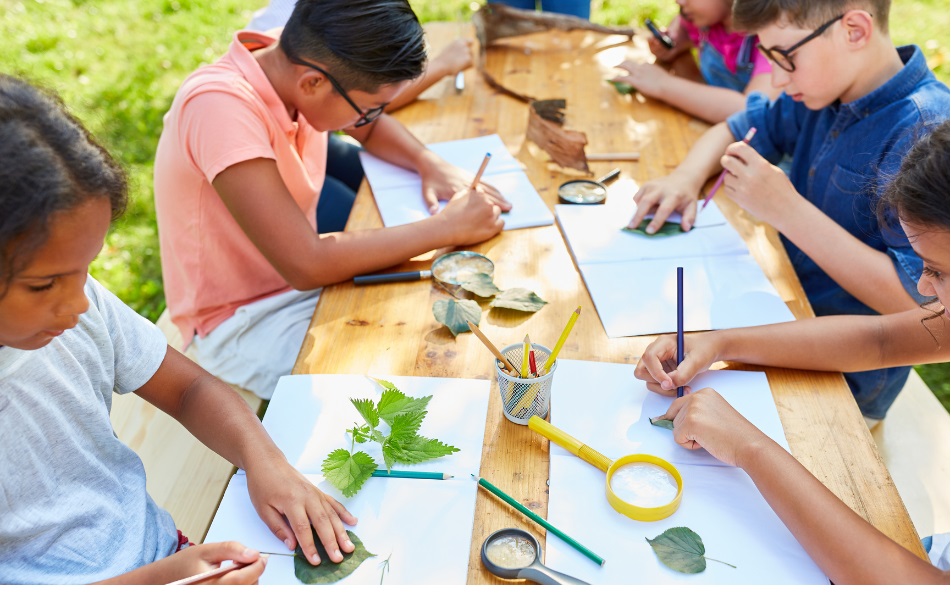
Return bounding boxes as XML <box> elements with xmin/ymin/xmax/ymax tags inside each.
<box><xmin>0</xmin><ymin>74</ymin><xmax>127</xmax><ymax>293</ymax></box>
<box><xmin>879</xmin><ymin>120</ymin><xmax>950</xmax><ymax>232</ymax></box>
<box><xmin>733</xmin><ymin>0</ymin><xmax>891</xmax><ymax>33</ymax></box>
<box><xmin>280</xmin><ymin>0</ymin><xmax>427</xmax><ymax>93</ymax></box>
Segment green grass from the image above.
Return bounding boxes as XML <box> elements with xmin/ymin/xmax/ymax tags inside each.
<box><xmin>1</xmin><ymin>0</ymin><xmax>947</xmax><ymax>409</ymax></box>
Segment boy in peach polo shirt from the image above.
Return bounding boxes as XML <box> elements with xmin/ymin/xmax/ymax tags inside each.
<box><xmin>154</xmin><ymin>0</ymin><xmax>510</xmax><ymax>399</ymax></box>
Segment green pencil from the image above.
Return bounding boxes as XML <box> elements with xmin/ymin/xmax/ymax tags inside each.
<box><xmin>371</xmin><ymin>469</ymin><xmax>452</xmax><ymax>480</ymax></box>
<box><xmin>472</xmin><ymin>474</ymin><xmax>605</xmax><ymax>566</ymax></box>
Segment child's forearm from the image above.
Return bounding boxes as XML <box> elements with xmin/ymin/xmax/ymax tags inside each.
<box><xmin>712</xmin><ymin>307</ymin><xmax>947</xmax><ymax>372</ymax></box>
<box><xmin>655</xmin><ymin>76</ymin><xmax>749</xmax><ymax>124</ymax></box>
<box><xmin>776</xmin><ymin>199</ymin><xmax>920</xmax><ymax>314</ymax></box>
<box><xmin>738</xmin><ymin>435</ymin><xmax>947</xmax><ymax>584</ymax></box>
<box><xmin>673</xmin><ymin>122</ymin><xmax>735</xmax><ymax>191</ymax></box>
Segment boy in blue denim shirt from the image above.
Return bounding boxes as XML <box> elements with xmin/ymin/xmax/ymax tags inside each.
<box><xmin>627</xmin><ymin>0</ymin><xmax>949</xmax><ymax>422</ymax></box>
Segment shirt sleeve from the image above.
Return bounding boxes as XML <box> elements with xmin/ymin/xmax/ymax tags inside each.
<box><xmin>727</xmin><ymin>92</ymin><xmax>803</xmax><ymax>164</ymax></box>
<box><xmin>179</xmin><ymin>88</ymin><xmax>279</xmax><ymax>183</ymax></box>
<box><xmin>85</xmin><ymin>278</ymin><xmax>169</xmax><ymax>395</ymax></box>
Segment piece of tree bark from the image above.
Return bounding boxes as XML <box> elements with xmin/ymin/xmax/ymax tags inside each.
<box><xmin>526</xmin><ymin>99</ymin><xmax>589</xmax><ymax>173</ymax></box>
<box><xmin>473</xmin><ymin>3</ymin><xmax>634</xmax><ymax>47</ymax></box>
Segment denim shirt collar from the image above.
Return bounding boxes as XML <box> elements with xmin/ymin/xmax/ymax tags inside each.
<box><xmin>840</xmin><ymin>46</ymin><xmax>926</xmax><ymax>120</ymax></box>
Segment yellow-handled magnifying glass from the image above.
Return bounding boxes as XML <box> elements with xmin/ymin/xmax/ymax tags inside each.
<box><xmin>528</xmin><ymin>416</ymin><xmax>682</xmax><ymax>521</ymax></box>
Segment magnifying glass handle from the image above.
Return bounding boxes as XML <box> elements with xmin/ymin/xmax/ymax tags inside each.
<box><xmin>528</xmin><ymin>416</ymin><xmax>612</xmax><ymax>472</ymax></box>
<box><xmin>518</xmin><ymin>564</ymin><xmax>590</xmax><ymax>585</ymax></box>
<box><xmin>597</xmin><ymin>168</ymin><xmax>621</xmax><ymax>184</ymax></box>
<box><xmin>353</xmin><ymin>270</ymin><xmax>432</xmax><ymax>285</ymax></box>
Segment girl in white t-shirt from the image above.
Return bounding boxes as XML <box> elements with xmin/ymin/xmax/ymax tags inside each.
<box><xmin>0</xmin><ymin>74</ymin><xmax>357</xmax><ymax>584</ymax></box>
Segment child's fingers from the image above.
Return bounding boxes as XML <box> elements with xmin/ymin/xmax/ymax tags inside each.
<box><xmin>301</xmin><ymin>500</ymin><xmax>350</xmax><ymax>564</ymax></box>
<box><xmin>634</xmin><ymin>349</ymin><xmax>675</xmax><ymax>390</ymax></box>
<box><xmin>217</xmin><ymin>555</ymin><xmax>267</xmax><ymax>585</ymax></box>
<box><xmin>199</xmin><ymin>541</ymin><xmax>260</xmax><ymax>566</ymax></box>
<box><xmin>256</xmin><ymin>505</ymin><xmax>299</xmax><ymax>554</ymax></box>
<box><xmin>422</xmin><ymin>186</ymin><xmax>441</xmax><ymax>215</ymax></box>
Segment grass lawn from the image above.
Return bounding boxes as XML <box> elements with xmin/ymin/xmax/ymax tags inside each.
<box><xmin>1</xmin><ymin>0</ymin><xmax>947</xmax><ymax>409</ymax></box>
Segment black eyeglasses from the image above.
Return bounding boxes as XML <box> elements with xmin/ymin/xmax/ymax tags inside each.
<box><xmin>285</xmin><ymin>53</ymin><xmax>386</xmax><ymax>127</ymax></box>
<box><xmin>757</xmin><ymin>14</ymin><xmax>844</xmax><ymax>73</ymax></box>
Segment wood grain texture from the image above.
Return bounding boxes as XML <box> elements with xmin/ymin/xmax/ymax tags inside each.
<box><xmin>293</xmin><ymin>23</ymin><xmax>925</xmax><ymax>583</ymax></box>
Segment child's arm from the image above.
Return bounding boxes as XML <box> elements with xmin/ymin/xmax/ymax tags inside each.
<box><xmin>720</xmin><ymin>140</ymin><xmax>921</xmax><ymax>314</ymax></box>
<box><xmin>627</xmin><ymin>122</ymin><xmax>734</xmax><ymax>233</ymax></box>
<box><xmin>212</xmin><ymin>157</ymin><xmax>504</xmax><ymax>290</ymax></box>
<box><xmin>94</xmin><ymin>543</ymin><xmax>266</xmax><ymax>585</ymax></box>
<box><xmin>660</xmin><ymin>390</ymin><xmax>949</xmax><ymax>584</ymax></box>
<box><xmin>384</xmin><ymin>39</ymin><xmax>475</xmax><ymax>113</ymax></box>
<box><xmin>135</xmin><ymin>347</ymin><xmax>357</xmax><ymax>566</ymax></box>
<box><xmin>635</xmin><ymin>306</ymin><xmax>948</xmax><ymax>394</ymax></box>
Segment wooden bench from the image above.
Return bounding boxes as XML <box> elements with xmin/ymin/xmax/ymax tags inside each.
<box><xmin>109</xmin><ymin>310</ymin><xmax>263</xmax><ymax>542</ymax></box>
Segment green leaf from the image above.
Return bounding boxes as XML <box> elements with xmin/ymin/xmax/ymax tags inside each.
<box><xmin>646</xmin><ymin>526</ymin><xmax>735</xmax><ymax>574</ymax></box>
<box><xmin>388</xmin><ymin>411</ymin><xmax>426</xmax><ymax>441</ymax></box>
<box><xmin>384</xmin><ymin>434</ymin><xmax>460</xmax><ymax>465</ymax></box>
<box><xmin>350</xmin><ymin>425</ymin><xmax>372</xmax><ymax>444</ymax></box>
<box><xmin>294</xmin><ymin>529</ymin><xmax>376</xmax><ymax>584</ymax></box>
<box><xmin>460</xmin><ymin>272</ymin><xmax>502</xmax><ymax>297</ymax></box>
<box><xmin>351</xmin><ymin>398</ymin><xmax>379</xmax><ymax>428</ymax></box>
<box><xmin>489</xmin><ymin>288</ymin><xmax>548</xmax><ymax>312</ymax></box>
<box><xmin>367</xmin><ymin>376</ymin><xmax>397</xmax><ymax>390</ymax></box>
<box><xmin>607</xmin><ymin>79</ymin><xmax>636</xmax><ymax>94</ymax></box>
<box><xmin>377</xmin><ymin>388</ymin><xmax>431</xmax><ymax>425</ymax></box>
<box><xmin>622</xmin><ymin>220</ymin><xmax>685</xmax><ymax>237</ymax></box>
<box><xmin>321</xmin><ymin>449</ymin><xmax>377</xmax><ymax>498</ymax></box>
<box><xmin>649</xmin><ymin>417</ymin><xmax>675</xmax><ymax>430</ymax></box>
<box><xmin>433</xmin><ymin>298</ymin><xmax>482</xmax><ymax>336</ymax></box>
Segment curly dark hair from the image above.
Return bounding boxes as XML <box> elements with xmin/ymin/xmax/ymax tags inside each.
<box><xmin>280</xmin><ymin>0</ymin><xmax>427</xmax><ymax>93</ymax></box>
<box><xmin>879</xmin><ymin>120</ymin><xmax>950</xmax><ymax>232</ymax></box>
<box><xmin>0</xmin><ymin>74</ymin><xmax>127</xmax><ymax>295</ymax></box>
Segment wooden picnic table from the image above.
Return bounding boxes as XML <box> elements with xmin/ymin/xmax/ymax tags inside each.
<box><xmin>292</xmin><ymin>22</ymin><xmax>927</xmax><ymax>583</ymax></box>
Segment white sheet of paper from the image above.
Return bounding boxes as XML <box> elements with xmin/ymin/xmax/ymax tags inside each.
<box><xmin>204</xmin><ymin>473</ymin><xmax>479</xmax><ymax>584</ymax></box>
<box><xmin>205</xmin><ymin>374</ymin><xmax>491</xmax><ymax>584</ymax></box>
<box><xmin>359</xmin><ymin>134</ymin><xmax>553</xmax><ymax>230</ymax></box>
<box><xmin>555</xmin><ymin>202</ymin><xmax>746</xmax><ymax>264</ymax></box>
<box><xmin>544</xmin><ymin>360</ymin><xmax>828</xmax><ymax>584</ymax></box>
<box><xmin>578</xmin><ymin>255</ymin><xmax>795</xmax><ymax>337</ymax></box>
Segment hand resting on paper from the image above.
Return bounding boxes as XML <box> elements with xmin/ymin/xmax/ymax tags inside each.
<box><xmin>612</xmin><ymin>61</ymin><xmax>672</xmax><ymax>99</ymax></box>
<box><xmin>433</xmin><ymin>187</ymin><xmax>506</xmax><ymax>246</ymax></box>
<box><xmin>96</xmin><ymin>542</ymin><xmax>267</xmax><ymax>584</ymax></box>
<box><xmin>416</xmin><ymin>154</ymin><xmax>512</xmax><ymax>215</ymax></box>
<box><xmin>627</xmin><ymin>173</ymin><xmax>701</xmax><ymax>234</ymax></box>
<box><xmin>634</xmin><ymin>332</ymin><xmax>719</xmax><ymax>395</ymax></box>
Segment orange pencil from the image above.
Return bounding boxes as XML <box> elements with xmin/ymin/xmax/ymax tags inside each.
<box><xmin>470</xmin><ymin>152</ymin><xmax>492</xmax><ymax>190</ymax></box>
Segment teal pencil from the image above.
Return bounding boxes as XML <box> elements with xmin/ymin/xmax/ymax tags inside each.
<box><xmin>472</xmin><ymin>475</ymin><xmax>605</xmax><ymax>566</ymax></box>
<box><xmin>372</xmin><ymin>469</ymin><xmax>452</xmax><ymax>480</ymax></box>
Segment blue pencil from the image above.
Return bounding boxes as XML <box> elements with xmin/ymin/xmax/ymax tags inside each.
<box><xmin>676</xmin><ymin>266</ymin><xmax>684</xmax><ymax>398</ymax></box>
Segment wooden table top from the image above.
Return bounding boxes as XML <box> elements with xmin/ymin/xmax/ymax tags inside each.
<box><xmin>292</xmin><ymin>22</ymin><xmax>925</xmax><ymax>583</ymax></box>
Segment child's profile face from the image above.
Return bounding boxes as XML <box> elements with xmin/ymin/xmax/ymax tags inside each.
<box><xmin>296</xmin><ymin>76</ymin><xmax>410</xmax><ymax>132</ymax></box>
<box><xmin>676</xmin><ymin>0</ymin><xmax>732</xmax><ymax>29</ymax></box>
<box><xmin>757</xmin><ymin>20</ymin><xmax>848</xmax><ymax>110</ymax></box>
<box><xmin>901</xmin><ymin>219</ymin><xmax>950</xmax><ymax>320</ymax></box>
<box><xmin>0</xmin><ymin>198</ymin><xmax>111</xmax><ymax>350</ymax></box>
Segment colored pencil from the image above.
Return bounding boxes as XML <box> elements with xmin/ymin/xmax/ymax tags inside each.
<box><xmin>372</xmin><ymin>469</ymin><xmax>452</xmax><ymax>480</ymax></box>
<box><xmin>700</xmin><ymin>127</ymin><xmax>756</xmax><ymax>210</ymax></box>
<box><xmin>528</xmin><ymin>343</ymin><xmax>538</xmax><ymax>376</ymax></box>
<box><xmin>541</xmin><ymin>306</ymin><xmax>581</xmax><ymax>373</ymax></box>
<box><xmin>168</xmin><ymin>561</ymin><xmax>245</xmax><ymax>585</ymax></box>
<box><xmin>467</xmin><ymin>320</ymin><xmax>519</xmax><ymax>374</ymax></box>
<box><xmin>470</xmin><ymin>152</ymin><xmax>492</xmax><ymax>190</ymax></box>
<box><xmin>676</xmin><ymin>266</ymin><xmax>684</xmax><ymax>399</ymax></box>
<box><xmin>520</xmin><ymin>334</ymin><xmax>531</xmax><ymax>378</ymax></box>
<box><xmin>472</xmin><ymin>475</ymin><xmax>605</xmax><ymax>566</ymax></box>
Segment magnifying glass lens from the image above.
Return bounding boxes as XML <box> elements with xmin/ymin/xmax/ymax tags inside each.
<box><xmin>485</xmin><ymin>535</ymin><xmax>537</xmax><ymax>569</ymax></box>
<box><xmin>560</xmin><ymin>181</ymin><xmax>607</xmax><ymax>204</ymax></box>
<box><xmin>609</xmin><ymin>462</ymin><xmax>679</xmax><ymax>508</ymax></box>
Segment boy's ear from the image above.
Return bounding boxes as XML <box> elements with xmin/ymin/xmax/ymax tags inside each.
<box><xmin>298</xmin><ymin>72</ymin><xmax>324</xmax><ymax>97</ymax></box>
<box><xmin>842</xmin><ymin>9</ymin><xmax>874</xmax><ymax>47</ymax></box>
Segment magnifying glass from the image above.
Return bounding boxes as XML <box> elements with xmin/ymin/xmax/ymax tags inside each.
<box><xmin>481</xmin><ymin>528</ymin><xmax>589</xmax><ymax>585</ymax></box>
<box><xmin>557</xmin><ymin>168</ymin><xmax>621</xmax><ymax>205</ymax></box>
<box><xmin>353</xmin><ymin>250</ymin><xmax>494</xmax><ymax>286</ymax></box>
<box><xmin>528</xmin><ymin>415</ymin><xmax>682</xmax><ymax>521</ymax></box>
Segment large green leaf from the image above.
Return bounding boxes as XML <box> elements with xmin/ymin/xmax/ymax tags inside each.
<box><xmin>433</xmin><ymin>298</ymin><xmax>482</xmax><ymax>336</ymax></box>
<box><xmin>489</xmin><ymin>288</ymin><xmax>548</xmax><ymax>312</ymax></box>
<box><xmin>388</xmin><ymin>411</ymin><xmax>426</xmax><ymax>441</ymax></box>
<box><xmin>321</xmin><ymin>449</ymin><xmax>377</xmax><ymax>498</ymax></box>
<box><xmin>649</xmin><ymin>417</ymin><xmax>675</xmax><ymax>430</ymax></box>
<box><xmin>351</xmin><ymin>398</ymin><xmax>379</xmax><ymax>428</ymax></box>
<box><xmin>294</xmin><ymin>530</ymin><xmax>376</xmax><ymax>584</ymax></box>
<box><xmin>384</xmin><ymin>434</ymin><xmax>460</xmax><ymax>465</ymax></box>
<box><xmin>377</xmin><ymin>388</ymin><xmax>431</xmax><ymax>425</ymax></box>
<box><xmin>460</xmin><ymin>272</ymin><xmax>502</xmax><ymax>297</ymax></box>
<box><xmin>646</xmin><ymin>526</ymin><xmax>735</xmax><ymax>574</ymax></box>
<box><xmin>622</xmin><ymin>220</ymin><xmax>685</xmax><ymax>237</ymax></box>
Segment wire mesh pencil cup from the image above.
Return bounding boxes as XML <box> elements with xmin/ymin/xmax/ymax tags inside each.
<box><xmin>496</xmin><ymin>343</ymin><xmax>557</xmax><ymax>425</ymax></box>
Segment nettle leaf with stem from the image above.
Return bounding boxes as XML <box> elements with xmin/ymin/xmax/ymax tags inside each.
<box><xmin>321</xmin><ymin>380</ymin><xmax>459</xmax><ymax>497</ymax></box>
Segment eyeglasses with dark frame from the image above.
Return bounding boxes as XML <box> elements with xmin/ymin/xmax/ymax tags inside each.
<box><xmin>757</xmin><ymin>14</ymin><xmax>845</xmax><ymax>73</ymax></box>
<box><xmin>284</xmin><ymin>52</ymin><xmax>387</xmax><ymax>127</ymax></box>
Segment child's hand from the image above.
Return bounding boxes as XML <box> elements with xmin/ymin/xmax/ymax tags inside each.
<box><xmin>438</xmin><ymin>187</ymin><xmax>505</xmax><ymax>245</ymax></box>
<box><xmin>431</xmin><ymin>39</ymin><xmax>475</xmax><ymax>77</ymax></box>
<box><xmin>613</xmin><ymin>61</ymin><xmax>670</xmax><ymax>98</ymax></box>
<box><xmin>721</xmin><ymin>141</ymin><xmax>801</xmax><ymax>227</ymax></box>
<box><xmin>634</xmin><ymin>332</ymin><xmax>720</xmax><ymax>395</ymax></box>
<box><xmin>244</xmin><ymin>459</ymin><xmax>358</xmax><ymax>567</ymax></box>
<box><xmin>647</xmin><ymin>17</ymin><xmax>689</xmax><ymax>63</ymax></box>
<box><xmin>656</xmin><ymin>388</ymin><xmax>767</xmax><ymax>468</ymax></box>
<box><xmin>627</xmin><ymin>175</ymin><xmax>701</xmax><ymax>233</ymax></box>
<box><xmin>166</xmin><ymin>542</ymin><xmax>266</xmax><ymax>585</ymax></box>
<box><xmin>416</xmin><ymin>155</ymin><xmax>511</xmax><ymax>215</ymax></box>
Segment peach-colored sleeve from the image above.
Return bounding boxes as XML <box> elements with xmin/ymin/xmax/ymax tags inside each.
<box><xmin>178</xmin><ymin>89</ymin><xmax>278</xmax><ymax>183</ymax></box>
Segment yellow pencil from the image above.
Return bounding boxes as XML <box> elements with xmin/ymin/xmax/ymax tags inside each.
<box><xmin>541</xmin><ymin>306</ymin><xmax>581</xmax><ymax>373</ymax></box>
<box><xmin>520</xmin><ymin>334</ymin><xmax>531</xmax><ymax>378</ymax></box>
